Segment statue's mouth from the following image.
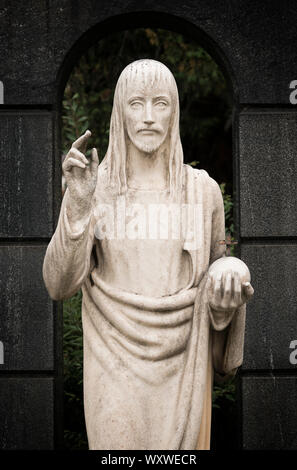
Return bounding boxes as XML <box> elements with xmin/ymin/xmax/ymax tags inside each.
<box><xmin>138</xmin><ymin>129</ymin><xmax>158</xmax><ymax>134</ymax></box>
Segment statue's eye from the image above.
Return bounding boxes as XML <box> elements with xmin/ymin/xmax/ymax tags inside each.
<box><xmin>130</xmin><ymin>101</ymin><xmax>143</xmax><ymax>109</ymax></box>
<box><xmin>155</xmin><ymin>101</ymin><xmax>167</xmax><ymax>108</ymax></box>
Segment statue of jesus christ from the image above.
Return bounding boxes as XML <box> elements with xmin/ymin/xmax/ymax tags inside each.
<box><xmin>43</xmin><ymin>59</ymin><xmax>253</xmax><ymax>450</ymax></box>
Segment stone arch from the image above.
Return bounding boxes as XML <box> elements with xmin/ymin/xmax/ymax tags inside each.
<box><xmin>55</xmin><ymin>12</ymin><xmax>238</xmax><ymax>106</ymax></box>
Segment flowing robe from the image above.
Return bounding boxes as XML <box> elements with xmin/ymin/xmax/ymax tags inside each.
<box><xmin>43</xmin><ymin>163</ymin><xmax>246</xmax><ymax>450</ymax></box>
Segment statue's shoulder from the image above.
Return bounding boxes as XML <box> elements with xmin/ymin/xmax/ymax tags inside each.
<box><xmin>183</xmin><ymin>163</ymin><xmax>212</xmax><ymax>185</ymax></box>
<box><xmin>183</xmin><ymin>164</ymin><xmax>221</xmax><ymax>198</ymax></box>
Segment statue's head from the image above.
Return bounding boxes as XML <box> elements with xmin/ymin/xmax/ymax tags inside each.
<box><xmin>120</xmin><ymin>59</ymin><xmax>178</xmax><ymax>155</ymax></box>
<box><xmin>102</xmin><ymin>59</ymin><xmax>183</xmax><ymax>198</ymax></box>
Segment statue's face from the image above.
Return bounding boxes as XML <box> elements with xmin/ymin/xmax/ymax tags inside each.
<box><xmin>124</xmin><ymin>82</ymin><xmax>173</xmax><ymax>154</ymax></box>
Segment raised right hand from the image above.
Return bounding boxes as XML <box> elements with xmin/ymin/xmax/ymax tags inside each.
<box><xmin>62</xmin><ymin>130</ymin><xmax>99</xmax><ymax>207</ymax></box>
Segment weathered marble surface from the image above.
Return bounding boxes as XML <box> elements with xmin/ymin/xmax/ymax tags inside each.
<box><xmin>43</xmin><ymin>60</ymin><xmax>252</xmax><ymax>449</ymax></box>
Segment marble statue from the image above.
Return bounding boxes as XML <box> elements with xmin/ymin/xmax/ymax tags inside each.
<box><xmin>43</xmin><ymin>59</ymin><xmax>254</xmax><ymax>450</ymax></box>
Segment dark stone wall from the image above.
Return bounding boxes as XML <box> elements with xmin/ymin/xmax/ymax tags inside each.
<box><xmin>241</xmin><ymin>245</ymin><xmax>297</xmax><ymax>371</ymax></box>
<box><xmin>0</xmin><ymin>112</ymin><xmax>53</xmax><ymax>238</ymax></box>
<box><xmin>239</xmin><ymin>111</ymin><xmax>297</xmax><ymax>237</ymax></box>
<box><xmin>0</xmin><ymin>247</ymin><xmax>53</xmax><ymax>370</ymax></box>
<box><xmin>241</xmin><ymin>377</ymin><xmax>297</xmax><ymax>449</ymax></box>
<box><xmin>1</xmin><ymin>1</ymin><xmax>297</xmax><ymax>105</ymax></box>
<box><xmin>0</xmin><ymin>0</ymin><xmax>296</xmax><ymax>450</ymax></box>
<box><xmin>0</xmin><ymin>378</ymin><xmax>54</xmax><ymax>450</ymax></box>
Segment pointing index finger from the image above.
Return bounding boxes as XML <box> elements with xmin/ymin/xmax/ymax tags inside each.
<box><xmin>72</xmin><ymin>130</ymin><xmax>92</xmax><ymax>151</ymax></box>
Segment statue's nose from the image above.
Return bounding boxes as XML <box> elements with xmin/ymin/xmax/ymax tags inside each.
<box><xmin>143</xmin><ymin>102</ymin><xmax>154</xmax><ymax>125</ymax></box>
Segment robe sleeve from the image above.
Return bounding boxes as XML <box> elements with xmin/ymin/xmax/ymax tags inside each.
<box><xmin>207</xmin><ymin>178</ymin><xmax>246</xmax><ymax>381</ymax></box>
<box><xmin>42</xmin><ymin>188</ymin><xmax>95</xmax><ymax>300</ymax></box>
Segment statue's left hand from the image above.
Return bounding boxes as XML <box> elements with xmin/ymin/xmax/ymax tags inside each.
<box><xmin>207</xmin><ymin>270</ymin><xmax>254</xmax><ymax>312</ymax></box>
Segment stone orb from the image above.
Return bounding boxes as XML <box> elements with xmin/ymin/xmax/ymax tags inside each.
<box><xmin>209</xmin><ymin>256</ymin><xmax>251</xmax><ymax>283</ymax></box>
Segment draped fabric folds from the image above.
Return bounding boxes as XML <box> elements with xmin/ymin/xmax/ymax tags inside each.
<box><xmin>43</xmin><ymin>164</ymin><xmax>246</xmax><ymax>450</ymax></box>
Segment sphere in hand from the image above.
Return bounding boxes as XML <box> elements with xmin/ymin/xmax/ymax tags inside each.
<box><xmin>208</xmin><ymin>256</ymin><xmax>251</xmax><ymax>283</ymax></box>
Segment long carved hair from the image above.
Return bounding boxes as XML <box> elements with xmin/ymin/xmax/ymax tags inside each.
<box><xmin>100</xmin><ymin>59</ymin><xmax>184</xmax><ymax>201</ymax></box>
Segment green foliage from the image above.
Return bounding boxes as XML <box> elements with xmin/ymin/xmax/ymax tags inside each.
<box><xmin>212</xmin><ymin>376</ymin><xmax>237</xmax><ymax>409</ymax></box>
<box><xmin>220</xmin><ymin>182</ymin><xmax>237</xmax><ymax>256</ymax></box>
<box><xmin>63</xmin><ymin>290</ymin><xmax>88</xmax><ymax>449</ymax></box>
<box><xmin>62</xmin><ymin>93</ymin><xmax>90</xmax><ymax>152</ymax></box>
<box><xmin>220</xmin><ymin>183</ymin><xmax>234</xmax><ymax>237</ymax></box>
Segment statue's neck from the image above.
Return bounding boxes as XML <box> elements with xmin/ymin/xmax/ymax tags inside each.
<box><xmin>126</xmin><ymin>142</ymin><xmax>169</xmax><ymax>190</ymax></box>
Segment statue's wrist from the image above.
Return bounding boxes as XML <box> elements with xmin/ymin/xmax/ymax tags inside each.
<box><xmin>208</xmin><ymin>304</ymin><xmax>236</xmax><ymax>331</ymax></box>
<box><xmin>66</xmin><ymin>197</ymin><xmax>92</xmax><ymax>234</ymax></box>
<box><xmin>209</xmin><ymin>304</ymin><xmax>236</xmax><ymax>315</ymax></box>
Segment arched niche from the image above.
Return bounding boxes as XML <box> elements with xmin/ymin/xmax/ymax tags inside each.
<box><xmin>55</xmin><ymin>12</ymin><xmax>239</xmax><ymax>450</ymax></box>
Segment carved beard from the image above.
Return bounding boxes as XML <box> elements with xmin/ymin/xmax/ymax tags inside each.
<box><xmin>126</xmin><ymin>129</ymin><xmax>169</xmax><ymax>156</ymax></box>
